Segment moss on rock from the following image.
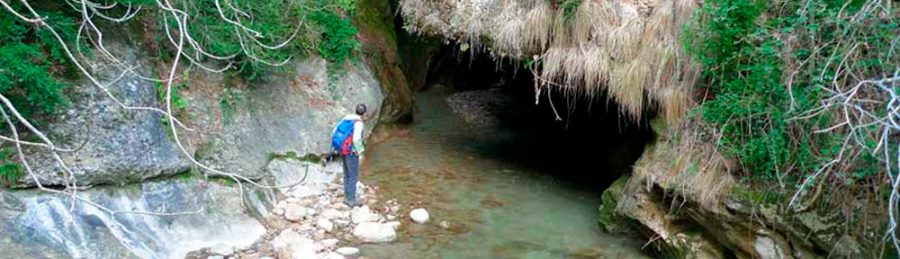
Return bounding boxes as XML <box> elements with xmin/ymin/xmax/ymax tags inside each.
<box><xmin>598</xmin><ymin>175</ymin><xmax>632</xmax><ymax>234</ymax></box>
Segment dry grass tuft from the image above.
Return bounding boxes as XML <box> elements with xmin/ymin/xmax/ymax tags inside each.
<box><xmin>523</xmin><ymin>1</ymin><xmax>552</xmax><ymax>52</ymax></box>
<box><xmin>632</xmin><ymin>121</ymin><xmax>735</xmax><ymax>210</ymax></box>
<box><xmin>400</xmin><ymin>0</ymin><xmax>699</xmax><ymax>123</ymax></box>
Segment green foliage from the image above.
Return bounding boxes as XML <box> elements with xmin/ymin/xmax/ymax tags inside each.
<box><xmin>0</xmin><ymin>7</ymin><xmax>79</xmax><ymax>121</ymax></box>
<box><xmin>335</xmin><ymin>0</ymin><xmax>358</xmax><ymax>16</ymax></box>
<box><xmin>157</xmin><ymin>0</ymin><xmax>359</xmax><ymax>81</ymax></box>
<box><xmin>0</xmin><ymin>147</ymin><xmax>23</xmax><ymax>187</ymax></box>
<box><xmin>558</xmin><ymin>0</ymin><xmax>582</xmax><ymax>21</ymax></box>
<box><xmin>311</xmin><ymin>9</ymin><xmax>359</xmax><ymax>65</ymax></box>
<box><xmin>684</xmin><ymin>0</ymin><xmax>899</xmax><ymax>184</ymax></box>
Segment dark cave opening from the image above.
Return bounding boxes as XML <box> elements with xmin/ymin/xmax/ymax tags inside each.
<box><xmin>417</xmin><ymin>46</ymin><xmax>655</xmax><ymax>192</ymax></box>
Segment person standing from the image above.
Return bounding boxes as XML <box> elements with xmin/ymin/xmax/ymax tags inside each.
<box><xmin>331</xmin><ymin>104</ymin><xmax>367</xmax><ymax>207</ymax></box>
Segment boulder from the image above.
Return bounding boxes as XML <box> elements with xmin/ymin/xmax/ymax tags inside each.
<box><xmin>352</xmin><ymin>223</ymin><xmax>397</xmax><ymax>243</ymax></box>
<box><xmin>270</xmin><ymin>229</ymin><xmax>316</xmax><ymax>259</ymax></box>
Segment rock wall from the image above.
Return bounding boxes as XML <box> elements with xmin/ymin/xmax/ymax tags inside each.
<box><xmin>598</xmin><ymin>121</ymin><xmax>864</xmax><ymax>258</ymax></box>
<box><xmin>181</xmin><ymin>58</ymin><xmax>384</xmax><ymax>180</ymax></box>
<box><xmin>20</xmin><ymin>44</ymin><xmax>190</xmax><ymax>187</ymax></box>
<box><xmin>3</xmin><ymin>12</ymin><xmax>408</xmax><ymax>256</ymax></box>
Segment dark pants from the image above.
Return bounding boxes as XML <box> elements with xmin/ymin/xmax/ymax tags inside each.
<box><xmin>341</xmin><ymin>154</ymin><xmax>360</xmax><ymax>205</ymax></box>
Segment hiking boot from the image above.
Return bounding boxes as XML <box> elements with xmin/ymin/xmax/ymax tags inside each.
<box><xmin>343</xmin><ymin>199</ymin><xmax>360</xmax><ymax>208</ymax></box>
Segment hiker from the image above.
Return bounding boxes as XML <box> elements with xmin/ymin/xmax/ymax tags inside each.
<box><xmin>331</xmin><ymin>104</ymin><xmax>367</xmax><ymax>207</ymax></box>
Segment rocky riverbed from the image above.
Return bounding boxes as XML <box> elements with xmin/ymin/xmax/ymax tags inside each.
<box><xmin>187</xmin><ymin>158</ymin><xmax>411</xmax><ymax>259</ymax></box>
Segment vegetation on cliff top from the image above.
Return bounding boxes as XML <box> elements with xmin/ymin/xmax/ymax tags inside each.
<box><xmin>685</xmin><ymin>0</ymin><xmax>898</xmax><ymax>252</ymax></box>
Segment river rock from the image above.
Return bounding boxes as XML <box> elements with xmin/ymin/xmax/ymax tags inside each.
<box><xmin>317</xmin><ymin>218</ymin><xmax>335</xmax><ymax>233</ymax></box>
<box><xmin>410</xmin><ymin>208</ymin><xmax>430</xmax><ymax>224</ymax></box>
<box><xmin>270</xmin><ymin>229</ymin><xmax>316</xmax><ymax>259</ymax></box>
<box><xmin>351</xmin><ymin>206</ymin><xmax>379</xmax><ymax>224</ymax></box>
<box><xmin>336</xmin><ymin>247</ymin><xmax>360</xmax><ymax>256</ymax></box>
<box><xmin>320</xmin><ymin>239</ymin><xmax>339</xmax><ymax>249</ymax></box>
<box><xmin>352</xmin><ymin>223</ymin><xmax>397</xmax><ymax>243</ymax></box>
<box><xmin>314</xmin><ymin>230</ymin><xmax>326</xmax><ymax>240</ymax></box>
<box><xmin>320</xmin><ymin>252</ymin><xmax>346</xmax><ymax>259</ymax></box>
<box><xmin>284</xmin><ymin>205</ymin><xmax>308</xmax><ymax>221</ymax></box>
<box><xmin>333</xmin><ymin>219</ymin><xmax>351</xmax><ymax>228</ymax></box>
<box><xmin>321</xmin><ymin>208</ymin><xmax>349</xmax><ymax>220</ymax></box>
<box><xmin>439</xmin><ymin>220</ymin><xmax>451</xmax><ymax>229</ymax></box>
<box><xmin>385</xmin><ymin>221</ymin><xmax>401</xmax><ymax>230</ymax></box>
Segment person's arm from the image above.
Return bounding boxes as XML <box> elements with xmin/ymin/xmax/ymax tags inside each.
<box><xmin>352</xmin><ymin>120</ymin><xmax>365</xmax><ymax>154</ymax></box>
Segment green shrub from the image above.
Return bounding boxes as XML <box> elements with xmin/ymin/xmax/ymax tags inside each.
<box><xmin>684</xmin><ymin>0</ymin><xmax>898</xmax><ymax>183</ymax></box>
<box><xmin>0</xmin><ymin>147</ymin><xmax>23</xmax><ymax>187</ymax></box>
<box><xmin>0</xmin><ymin>8</ymin><xmax>78</xmax><ymax>121</ymax></box>
<box><xmin>311</xmin><ymin>9</ymin><xmax>359</xmax><ymax>65</ymax></box>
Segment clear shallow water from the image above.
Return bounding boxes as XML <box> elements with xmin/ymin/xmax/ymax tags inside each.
<box><xmin>359</xmin><ymin>85</ymin><xmax>649</xmax><ymax>258</ymax></box>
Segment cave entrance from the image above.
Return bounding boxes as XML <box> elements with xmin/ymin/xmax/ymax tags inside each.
<box><xmin>417</xmin><ymin>46</ymin><xmax>654</xmax><ymax>192</ymax></box>
<box><xmin>361</xmin><ymin>43</ymin><xmax>654</xmax><ymax>257</ymax></box>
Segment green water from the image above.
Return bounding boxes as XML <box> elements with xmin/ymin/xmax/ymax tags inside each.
<box><xmin>358</xmin><ymin>85</ymin><xmax>649</xmax><ymax>258</ymax></box>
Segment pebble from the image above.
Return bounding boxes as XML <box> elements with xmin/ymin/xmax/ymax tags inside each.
<box><xmin>439</xmin><ymin>221</ymin><xmax>450</xmax><ymax>229</ymax></box>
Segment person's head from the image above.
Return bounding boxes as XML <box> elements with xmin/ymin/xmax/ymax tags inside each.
<box><xmin>355</xmin><ymin>104</ymin><xmax>367</xmax><ymax>116</ymax></box>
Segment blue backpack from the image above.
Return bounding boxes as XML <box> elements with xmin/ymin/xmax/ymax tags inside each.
<box><xmin>331</xmin><ymin>119</ymin><xmax>357</xmax><ymax>155</ymax></box>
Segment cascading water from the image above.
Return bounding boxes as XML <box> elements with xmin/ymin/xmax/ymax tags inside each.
<box><xmin>0</xmin><ymin>180</ymin><xmax>271</xmax><ymax>258</ymax></box>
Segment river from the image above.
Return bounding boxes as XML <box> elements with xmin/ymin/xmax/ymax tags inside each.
<box><xmin>358</xmin><ymin>84</ymin><xmax>649</xmax><ymax>258</ymax></box>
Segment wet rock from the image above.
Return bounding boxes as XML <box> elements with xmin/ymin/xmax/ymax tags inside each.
<box><xmin>410</xmin><ymin>208</ymin><xmax>430</xmax><ymax>224</ymax></box>
<box><xmin>352</xmin><ymin>223</ymin><xmax>397</xmax><ymax>243</ymax></box>
<box><xmin>0</xmin><ymin>180</ymin><xmax>268</xmax><ymax>258</ymax></box>
<box><xmin>336</xmin><ymin>247</ymin><xmax>360</xmax><ymax>256</ymax></box>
